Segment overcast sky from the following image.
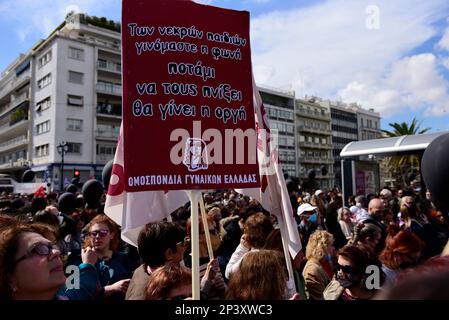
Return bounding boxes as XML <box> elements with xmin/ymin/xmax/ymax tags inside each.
<box><xmin>1</xmin><ymin>0</ymin><xmax>449</xmax><ymax>131</ymax></box>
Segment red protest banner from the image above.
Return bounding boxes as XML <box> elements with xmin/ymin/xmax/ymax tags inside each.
<box><xmin>122</xmin><ymin>0</ymin><xmax>260</xmax><ymax>191</ymax></box>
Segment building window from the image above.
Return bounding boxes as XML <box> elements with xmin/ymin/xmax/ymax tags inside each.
<box><xmin>35</xmin><ymin>144</ymin><xmax>49</xmax><ymax>157</ymax></box>
<box><xmin>299</xmin><ymin>135</ymin><xmax>305</xmax><ymax>142</ymax></box>
<box><xmin>38</xmin><ymin>50</ymin><xmax>52</xmax><ymax>68</ymax></box>
<box><xmin>36</xmin><ymin>120</ymin><xmax>50</xmax><ymax>135</ymax></box>
<box><xmin>67</xmin><ymin>118</ymin><xmax>83</xmax><ymax>131</ymax></box>
<box><xmin>37</xmin><ymin>73</ymin><xmax>51</xmax><ymax>89</ymax></box>
<box><xmin>278</xmin><ymin>137</ymin><xmax>287</xmax><ymax>146</ymax></box>
<box><xmin>67</xmin><ymin>94</ymin><xmax>84</xmax><ymax>107</ymax></box>
<box><xmin>68</xmin><ymin>47</ymin><xmax>84</xmax><ymax>60</ymax></box>
<box><xmin>66</xmin><ymin>142</ymin><xmax>82</xmax><ymax>154</ymax></box>
<box><xmin>68</xmin><ymin>71</ymin><xmax>84</xmax><ymax>84</ymax></box>
<box><xmin>35</xmin><ymin>96</ymin><xmax>51</xmax><ymax>112</ymax></box>
<box><xmin>96</xmin><ymin>144</ymin><xmax>117</xmax><ymax>155</ymax></box>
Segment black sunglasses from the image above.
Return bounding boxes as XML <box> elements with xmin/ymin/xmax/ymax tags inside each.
<box><xmin>335</xmin><ymin>263</ymin><xmax>360</xmax><ymax>275</ymax></box>
<box><xmin>15</xmin><ymin>242</ymin><xmax>60</xmax><ymax>264</ymax></box>
<box><xmin>88</xmin><ymin>229</ymin><xmax>109</xmax><ymax>238</ymax></box>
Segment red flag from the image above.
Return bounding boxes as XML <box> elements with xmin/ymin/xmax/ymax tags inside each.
<box><xmin>236</xmin><ymin>78</ymin><xmax>302</xmax><ymax>259</ymax></box>
<box><xmin>34</xmin><ymin>185</ymin><xmax>46</xmax><ymax>198</ymax></box>
<box><xmin>104</xmin><ymin>124</ymin><xmax>188</xmax><ymax>246</ymax></box>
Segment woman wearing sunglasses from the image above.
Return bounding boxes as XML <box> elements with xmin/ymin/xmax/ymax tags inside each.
<box><xmin>323</xmin><ymin>245</ymin><xmax>381</xmax><ymax>300</ymax></box>
<box><xmin>83</xmin><ymin>214</ymin><xmax>134</xmax><ymax>300</ymax></box>
<box><xmin>0</xmin><ymin>220</ymin><xmax>98</xmax><ymax>300</ymax></box>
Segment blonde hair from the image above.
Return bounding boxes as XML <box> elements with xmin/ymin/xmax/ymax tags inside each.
<box><xmin>337</xmin><ymin>207</ymin><xmax>350</xmax><ymax>221</ymax></box>
<box><xmin>305</xmin><ymin>230</ymin><xmax>334</xmax><ymax>261</ymax></box>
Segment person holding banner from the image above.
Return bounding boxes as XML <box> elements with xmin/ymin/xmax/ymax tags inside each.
<box><xmin>185</xmin><ymin>216</ymin><xmax>226</xmax><ymax>299</ymax></box>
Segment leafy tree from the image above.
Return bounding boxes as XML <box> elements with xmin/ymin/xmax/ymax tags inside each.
<box><xmin>381</xmin><ymin>118</ymin><xmax>430</xmax><ymax>187</ymax></box>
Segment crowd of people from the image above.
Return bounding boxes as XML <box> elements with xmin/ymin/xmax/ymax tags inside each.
<box><xmin>0</xmin><ymin>181</ymin><xmax>448</xmax><ymax>300</ymax></box>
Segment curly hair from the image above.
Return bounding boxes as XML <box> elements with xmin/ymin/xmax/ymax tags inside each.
<box><xmin>226</xmin><ymin>250</ymin><xmax>287</xmax><ymax>300</ymax></box>
<box><xmin>379</xmin><ymin>224</ymin><xmax>424</xmax><ymax>269</ymax></box>
<box><xmin>305</xmin><ymin>230</ymin><xmax>334</xmax><ymax>261</ymax></box>
<box><xmin>84</xmin><ymin>214</ymin><xmax>120</xmax><ymax>251</ymax></box>
<box><xmin>243</xmin><ymin>212</ymin><xmax>274</xmax><ymax>249</ymax></box>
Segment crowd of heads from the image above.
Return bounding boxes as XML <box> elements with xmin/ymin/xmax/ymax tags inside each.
<box><xmin>0</xmin><ymin>179</ymin><xmax>448</xmax><ymax>300</ymax></box>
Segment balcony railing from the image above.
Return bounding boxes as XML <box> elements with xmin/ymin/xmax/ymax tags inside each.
<box><xmin>299</xmin><ymin>156</ymin><xmax>334</xmax><ymax>164</ymax></box>
<box><xmin>96</xmin><ymin>129</ymin><xmax>119</xmax><ymax>139</ymax></box>
<box><xmin>96</xmin><ymin>103</ymin><xmax>122</xmax><ymax>117</ymax></box>
<box><xmin>96</xmin><ymin>82</ymin><xmax>122</xmax><ymax>95</ymax></box>
<box><xmin>297</xmin><ymin>125</ymin><xmax>331</xmax><ymax>134</ymax></box>
<box><xmin>298</xmin><ymin>141</ymin><xmax>332</xmax><ymax>149</ymax></box>
<box><xmin>0</xmin><ymin>118</ymin><xmax>28</xmax><ymax>136</ymax></box>
<box><xmin>297</xmin><ymin>107</ymin><xmax>330</xmax><ymax>119</ymax></box>
<box><xmin>0</xmin><ymin>135</ymin><xmax>28</xmax><ymax>153</ymax></box>
<box><xmin>96</xmin><ymin>154</ymin><xmax>114</xmax><ymax>163</ymax></box>
<box><xmin>0</xmin><ymin>103</ymin><xmax>11</xmax><ymax>118</ymax></box>
<box><xmin>11</xmin><ymin>92</ymin><xmax>29</xmax><ymax>108</ymax></box>
<box><xmin>97</xmin><ymin>60</ymin><xmax>121</xmax><ymax>73</ymax></box>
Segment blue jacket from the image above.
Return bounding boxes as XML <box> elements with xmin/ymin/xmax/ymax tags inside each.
<box><xmin>56</xmin><ymin>263</ymin><xmax>98</xmax><ymax>300</ymax></box>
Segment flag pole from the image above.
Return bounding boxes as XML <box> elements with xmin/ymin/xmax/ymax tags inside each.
<box><xmin>186</xmin><ymin>190</ymin><xmax>201</xmax><ymax>300</ymax></box>
<box><xmin>199</xmin><ymin>193</ymin><xmax>215</xmax><ymax>260</ymax></box>
<box><xmin>266</xmin><ymin>175</ymin><xmax>296</xmax><ymax>288</ymax></box>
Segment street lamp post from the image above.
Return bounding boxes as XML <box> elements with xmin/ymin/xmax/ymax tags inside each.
<box><xmin>57</xmin><ymin>141</ymin><xmax>68</xmax><ymax>192</ymax></box>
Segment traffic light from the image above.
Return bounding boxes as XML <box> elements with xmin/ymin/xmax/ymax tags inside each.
<box><xmin>73</xmin><ymin>169</ymin><xmax>80</xmax><ymax>179</ymax></box>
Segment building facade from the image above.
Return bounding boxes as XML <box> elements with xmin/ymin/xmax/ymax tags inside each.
<box><xmin>0</xmin><ymin>12</ymin><xmax>382</xmax><ymax>192</ymax></box>
<box><xmin>0</xmin><ymin>13</ymin><xmax>121</xmax><ymax>190</ymax></box>
<box><xmin>296</xmin><ymin>97</ymin><xmax>334</xmax><ymax>190</ymax></box>
<box><xmin>357</xmin><ymin>107</ymin><xmax>381</xmax><ymax>141</ymax></box>
<box><xmin>318</xmin><ymin>100</ymin><xmax>382</xmax><ymax>188</ymax></box>
<box><xmin>259</xmin><ymin>85</ymin><xmax>297</xmax><ymax>177</ymax></box>
<box><xmin>318</xmin><ymin>100</ymin><xmax>359</xmax><ymax>188</ymax></box>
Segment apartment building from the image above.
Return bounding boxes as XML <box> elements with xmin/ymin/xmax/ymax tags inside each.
<box><xmin>358</xmin><ymin>107</ymin><xmax>381</xmax><ymax>141</ymax></box>
<box><xmin>0</xmin><ymin>12</ymin><xmax>382</xmax><ymax>192</ymax></box>
<box><xmin>318</xmin><ymin>99</ymin><xmax>382</xmax><ymax>188</ymax></box>
<box><xmin>259</xmin><ymin>85</ymin><xmax>297</xmax><ymax>177</ymax></box>
<box><xmin>0</xmin><ymin>13</ymin><xmax>121</xmax><ymax>190</ymax></box>
<box><xmin>296</xmin><ymin>97</ymin><xmax>334</xmax><ymax>190</ymax></box>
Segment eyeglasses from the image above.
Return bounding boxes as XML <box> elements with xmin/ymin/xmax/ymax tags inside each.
<box><xmin>15</xmin><ymin>242</ymin><xmax>60</xmax><ymax>264</ymax></box>
<box><xmin>336</xmin><ymin>263</ymin><xmax>360</xmax><ymax>275</ymax></box>
<box><xmin>89</xmin><ymin>229</ymin><xmax>109</xmax><ymax>238</ymax></box>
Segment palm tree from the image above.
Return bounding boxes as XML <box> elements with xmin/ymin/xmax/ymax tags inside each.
<box><xmin>382</xmin><ymin>117</ymin><xmax>430</xmax><ymax>137</ymax></box>
<box><xmin>381</xmin><ymin>118</ymin><xmax>430</xmax><ymax>187</ymax></box>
